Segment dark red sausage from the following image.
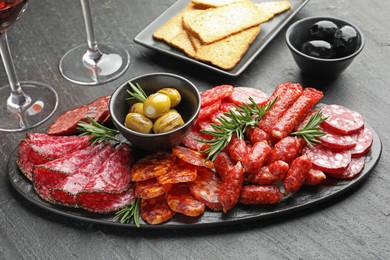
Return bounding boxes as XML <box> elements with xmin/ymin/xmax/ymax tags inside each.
<box><xmin>200</xmin><ymin>85</ymin><xmax>234</xmax><ymax>107</ymax></box>
<box><xmin>283</xmin><ymin>154</ymin><xmax>312</xmax><ymax>194</ymax></box>
<box><xmin>240</xmin><ymin>185</ymin><xmax>283</xmax><ymax>205</ymax></box>
<box><xmin>242</xmin><ymin>141</ymin><xmax>272</xmax><ymax>175</ymax></box>
<box><xmin>227</xmin><ymin>135</ymin><xmax>249</xmax><ymax>163</ymax></box>
<box><xmin>267</xmin><ymin>136</ymin><xmax>305</xmax><ymax>165</ymax></box>
<box><xmin>245</xmin><ymin>126</ymin><xmax>269</xmax><ymax>145</ymax></box>
<box><xmin>258</xmin><ymin>82</ymin><xmax>303</xmax><ymax>134</ymax></box>
<box><xmin>246</xmin><ymin>160</ymin><xmax>289</xmax><ymax>185</ymax></box>
<box><xmin>270</xmin><ymin>87</ymin><xmax>323</xmax><ymax>141</ymax></box>
<box><xmin>214</xmin><ymin>151</ymin><xmax>234</xmax><ymax>180</ymax></box>
<box><xmin>303</xmin><ymin>169</ymin><xmax>326</xmax><ymax>186</ymax></box>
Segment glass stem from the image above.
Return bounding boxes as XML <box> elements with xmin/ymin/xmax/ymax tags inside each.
<box><xmin>0</xmin><ymin>32</ymin><xmax>29</xmax><ymax>110</ymax></box>
<box><xmin>80</xmin><ymin>0</ymin><xmax>102</xmax><ymax>63</ymax></box>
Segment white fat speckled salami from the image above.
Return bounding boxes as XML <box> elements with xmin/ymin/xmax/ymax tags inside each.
<box><xmin>321</xmin><ymin>104</ymin><xmax>364</xmax><ymax>135</ymax></box>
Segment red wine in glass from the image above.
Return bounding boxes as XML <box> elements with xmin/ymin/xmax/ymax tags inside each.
<box><xmin>0</xmin><ymin>0</ymin><xmax>58</xmax><ymax>132</ymax></box>
<box><xmin>59</xmin><ymin>0</ymin><xmax>130</xmax><ymax>85</ymax></box>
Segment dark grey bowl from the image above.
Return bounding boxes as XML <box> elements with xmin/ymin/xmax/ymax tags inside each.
<box><xmin>109</xmin><ymin>73</ymin><xmax>201</xmax><ymax>152</ymax></box>
<box><xmin>286</xmin><ymin>16</ymin><xmax>365</xmax><ymax>78</ymax></box>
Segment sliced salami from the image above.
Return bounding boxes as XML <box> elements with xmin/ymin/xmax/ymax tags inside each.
<box><xmin>327</xmin><ymin>157</ymin><xmax>365</xmax><ymax>179</ymax></box>
<box><xmin>181</xmin><ymin>128</ymin><xmax>211</xmax><ymax>152</ymax></box>
<box><xmin>304</xmin><ymin>143</ymin><xmax>351</xmax><ymax>174</ymax></box>
<box><xmin>84</xmin><ymin>95</ymin><xmax>110</xmax><ymax>123</ymax></box>
<box><xmin>227</xmin><ymin>87</ymin><xmax>268</xmax><ymax>106</ymax></box>
<box><xmin>172</xmin><ymin>146</ymin><xmax>214</xmax><ymax>169</ymax></box>
<box><xmin>47</xmin><ymin>105</ymin><xmax>89</xmax><ymax>135</ymax></box>
<box><xmin>157</xmin><ymin>159</ymin><xmax>197</xmax><ymax>185</ymax></box>
<box><xmin>131</xmin><ymin>152</ymin><xmax>174</xmax><ymax>182</ymax></box>
<box><xmin>141</xmin><ymin>195</ymin><xmax>176</xmax><ymax>224</ymax></box>
<box><xmin>321</xmin><ymin>104</ymin><xmax>364</xmax><ymax>135</ymax></box>
<box><xmin>200</xmin><ymin>84</ymin><xmax>234</xmax><ymax>107</ymax></box>
<box><xmin>134</xmin><ymin>178</ymin><xmax>165</xmax><ymax>199</ymax></box>
<box><xmin>188</xmin><ymin>167</ymin><xmax>223</xmax><ymax>211</ymax></box>
<box><xmin>198</xmin><ymin>100</ymin><xmax>221</xmax><ymax>120</ymax></box>
<box><xmin>166</xmin><ymin>183</ymin><xmax>205</xmax><ymax>217</ymax></box>
<box><xmin>350</xmin><ymin>127</ymin><xmax>373</xmax><ymax>158</ymax></box>
<box><xmin>319</xmin><ymin>126</ymin><xmax>357</xmax><ymax>150</ymax></box>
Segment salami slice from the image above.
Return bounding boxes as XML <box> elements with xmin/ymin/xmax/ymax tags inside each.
<box><xmin>33</xmin><ymin>143</ymin><xmax>104</xmax><ymax>202</ymax></box>
<box><xmin>319</xmin><ymin>126</ymin><xmax>357</xmax><ymax>150</ymax></box>
<box><xmin>47</xmin><ymin>105</ymin><xmax>89</xmax><ymax>135</ymax></box>
<box><xmin>327</xmin><ymin>157</ymin><xmax>365</xmax><ymax>179</ymax></box>
<box><xmin>50</xmin><ymin>144</ymin><xmax>115</xmax><ymax>207</ymax></box>
<box><xmin>172</xmin><ymin>146</ymin><xmax>214</xmax><ymax>169</ymax></box>
<box><xmin>321</xmin><ymin>104</ymin><xmax>364</xmax><ymax>135</ymax></box>
<box><xmin>200</xmin><ymin>84</ymin><xmax>234</xmax><ymax>107</ymax></box>
<box><xmin>181</xmin><ymin>128</ymin><xmax>212</xmax><ymax>152</ymax></box>
<box><xmin>304</xmin><ymin>143</ymin><xmax>351</xmax><ymax>174</ymax></box>
<box><xmin>350</xmin><ymin>127</ymin><xmax>373</xmax><ymax>158</ymax></box>
<box><xmin>135</xmin><ymin>178</ymin><xmax>165</xmax><ymax>199</ymax></box>
<box><xmin>131</xmin><ymin>152</ymin><xmax>174</xmax><ymax>182</ymax></box>
<box><xmin>227</xmin><ymin>87</ymin><xmax>268</xmax><ymax>106</ymax></box>
<box><xmin>141</xmin><ymin>195</ymin><xmax>176</xmax><ymax>224</ymax></box>
<box><xmin>166</xmin><ymin>183</ymin><xmax>205</xmax><ymax>217</ymax></box>
<box><xmin>188</xmin><ymin>167</ymin><xmax>223</xmax><ymax>211</ymax></box>
<box><xmin>240</xmin><ymin>185</ymin><xmax>283</xmax><ymax>205</ymax></box>
<box><xmin>84</xmin><ymin>95</ymin><xmax>111</xmax><ymax>123</ymax></box>
<box><xmin>157</xmin><ymin>159</ymin><xmax>197</xmax><ymax>185</ymax></box>
<box><xmin>198</xmin><ymin>100</ymin><xmax>221</xmax><ymax>120</ymax></box>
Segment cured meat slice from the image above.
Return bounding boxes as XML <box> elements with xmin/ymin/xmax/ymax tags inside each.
<box><xmin>84</xmin><ymin>95</ymin><xmax>111</xmax><ymax>123</ymax></box>
<box><xmin>141</xmin><ymin>195</ymin><xmax>176</xmax><ymax>224</ymax></box>
<box><xmin>303</xmin><ymin>143</ymin><xmax>351</xmax><ymax>174</ymax></box>
<box><xmin>166</xmin><ymin>183</ymin><xmax>205</xmax><ymax>217</ymax></box>
<box><xmin>157</xmin><ymin>159</ymin><xmax>197</xmax><ymax>185</ymax></box>
<box><xmin>131</xmin><ymin>152</ymin><xmax>174</xmax><ymax>182</ymax></box>
<box><xmin>26</xmin><ymin>132</ymin><xmax>85</xmax><ymax>142</ymax></box>
<box><xmin>135</xmin><ymin>178</ymin><xmax>165</xmax><ymax>199</ymax></box>
<box><xmin>200</xmin><ymin>84</ymin><xmax>234</xmax><ymax>107</ymax></box>
<box><xmin>33</xmin><ymin>143</ymin><xmax>104</xmax><ymax>202</ymax></box>
<box><xmin>196</xmin><ymin>117</ymin><xmax>215</xmax><ymax>132</ymax></box>
<box><xmin>270</xmin><ymin>87</ymin><xmax>323</xmax><ymax>141</ymax></box>
<box><xmin>321</xmin><ymin>104</ymin><xmax>364</xmax><ymax>135</ymax></box>
<box><xmin>47</xmin><ymin>105</ymin><xmax>89</xmax><ymax>135</ymax></box>
<box><xmin>327</xmin><ymin>157</ymin><xmax>365</xmax><ymax>179</ymax></box>
<box><xmin>50</xmin><ymin>145</ymin><xmax>115</xmax><ymax>206</ymax></box>
<box><xmin>240</xmin><ymin>185</ymin><xmax>283</xmax><ymax>205</ymax></box>
<box><xmin>181</xmin><ymin>128</ymin><xmax>212</xmax><ymax>152</ymax></box>
<box><xmin>258</xmin><ymin>82</ymin><xmax>303</xmax><ymax>134</ymax></box>
<box><xmin>198</xmin><ymin>100</ymin><xmax>221</xmax><ymax>120</ymax></box>
<box><xmin>246</xmin><ymin>160</ymin><xmax>289</xmax><ymax>185</ymax></box>
<box><xmin>350</xmin><ymin>127</ymin><xmax>373</xmax><ymax>158</ymax></box>
<box><xmin>227</xmin><ymin>87</ymin><xmax>268</xmax><ymax>106</ymax></box>
<box><xmin>17</xmin><ymin>135</ymin><xmax>92</xmax><ymax>180</ymax></box>
<box><xmin>78</xmin><ymin>186</ymin><xmax>135</xmax><ymax>213</ymax></box>
<box><xmin>319</xmin><ymin>126</ymin><xmax>357</xmax><ymax>150</ymax></box>
<box><xmin>242</xmin><ymin>141</ymin><xmax>272</xmax><ymax>175</ymax></box>
<box><xmin>304</xmin><ymin>169</ymin><xmax>327</xmax><ymax>186</ymax></box>
<box><xmin>267</xmin><ymin>136</ymin><xmax>305</xmax><ymax>165</ymax></box>
<box><xmin>188</xmin><ymin>167</ymin><xmax>223</xmax><ymax>211</ymax></box>
<box><xmin>283</xmin><ymin>154</ymin><xmax>312</xmax><ymax>194</ymax></box>
<box><xmin>172</xmin><ymin>146</ymin><xmax>214</xmax><ymax>169</ymax></box>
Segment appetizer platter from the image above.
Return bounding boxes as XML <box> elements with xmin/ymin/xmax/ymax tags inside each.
<box><xmin>8</xmin><ymin>81</ymin><xmax>382</xmax><ymax>229</ymax></box>
<box><xmin>134</xmin><ymin>0</ymin><xmax>310</xmax><ymax>76</ymax></box>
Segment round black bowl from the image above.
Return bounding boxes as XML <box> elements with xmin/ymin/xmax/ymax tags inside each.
<box><xmin>109</xmin><ymin>73</ymin><xmax>201</xmax><ymax>152</ymax></box>
<box><xmin>285</xmin><ymin>16</ymin><xmax>365</xmax><ymax>78</ymax></box>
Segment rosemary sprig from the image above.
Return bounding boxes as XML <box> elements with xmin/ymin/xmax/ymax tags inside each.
<box><xmin>126</xmin><ymin>82</ymin><xmax>147</xmax><ymax>102</ymax></box>
<box><xmin>198</xmin><ymin>97</ymin><xmax>276</xmax><ymax>161</ymax></box>
<box><xmin>114</xmin><ymin>198</ymin><xmax>141</xmax><ymax>227</ymax></box>
<box><xmin>292</xmin><ymin>110</ymin><xmax>328</xmax><ymax>147</ymax></box>
<box><xmin>77</xmin><ymin>116</ymin><xmax>120</xmax><ymax>144</ymax></box>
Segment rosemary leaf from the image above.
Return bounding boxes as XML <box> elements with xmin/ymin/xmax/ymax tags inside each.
<box><xmin>77</xmin><ymin>117</ymin><xmax>120</xmax><ymax>144</ymax></box>
<box><xmin>114</xmin><ymin>198</ymin><xmax>141</xmax><ymax>227</ymax></box>
<box><xmin>292</xmin><ymin>110</ymin><xmax>328</xmax><ymax>147</ymax></box>
<box><xmin>126</xmin><ymin>82</ymin><xmax>147</xmax><ymax>102</ymax></box>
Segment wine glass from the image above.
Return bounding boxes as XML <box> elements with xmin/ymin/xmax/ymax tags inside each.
<box><xmin>0</xmin><ymin>0</ymin><xmax>58</xmax><ymax>132</ymax></box>
<box><xmin>59</xmin><ymin>0</ymin><xmax>130</xmax><ymax>86</ymax></box>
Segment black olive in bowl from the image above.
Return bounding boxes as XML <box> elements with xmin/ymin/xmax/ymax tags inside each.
<box><xmin>109</xmin><ymin>72</ymin><xmax>201</xmax><ymax>152</ymax></box>
<box><xmin>285</xmin><ymin>17</ymin><xmax>365</xmax><ymax>78</ymax></box>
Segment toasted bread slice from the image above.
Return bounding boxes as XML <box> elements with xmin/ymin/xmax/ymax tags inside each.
<box><xmin>195</xmin><ymin>26</ymin><xmax>261</xmax><ymax>70</ymax></box>
<box><xmin>170</xmin><ymin>31</ymin><xmax>197</xmax><ymax>58</ymax></box>
<box><xmin>185</xmin><ymin>1</ymin><xmax>268</xmax><ymax>44</ymax></box>
<box><xmin>191</xmin><ymin>0</ymin><xmax>246</xmax><ymax>9</ymax></box>
<box><xmin>256</xmin><ymin>1</ymin><xmax>291</xmax><ymax>20</ymax></box>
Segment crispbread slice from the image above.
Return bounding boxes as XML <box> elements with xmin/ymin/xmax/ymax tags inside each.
<box><xmin>185</xmin><ymin>1</ymin><xmax>269</xmax><ymax>44</ymax></box>
<box><xmin>256</xmin><ymin>1</ymin><xmax>291</xmax><ymax>19</ymax></box>
<box><xmin>191</xmin><ymin>0</ymin><xmax>246</xmax><ymax>9</ymax></box>
<box><xmin>170</xmin><ymin>31</ymin><xmax>197</xmax><ymax>58</ymax></box>
<box><xmin>195</xmin><ymin>26</ymin><xmax>261</xmax><ymax>70</ymax></box>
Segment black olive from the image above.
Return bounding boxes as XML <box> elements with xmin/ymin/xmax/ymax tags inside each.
<box><xmin>301</xmin><ymin>40</ymin><xmax>336</xmax><ymax>59</ymax></box>
<box><xmin>310</xmin><ymin>20</ymin><xmax>339</xmax><ymax>40</ymax></box>
<box><xmin>333</xmin><ymin>25</ymin><xmax>359</xmax><ymax>57</ymax></box>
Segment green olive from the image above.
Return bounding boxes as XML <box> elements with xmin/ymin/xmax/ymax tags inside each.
<box><xmin>153</xmin><ymin>110</ymin><xmax>185</xmax><ymax>134</ymax></box>
<box><xmin>125</xmin><ymin>113</ymin><xmax>153</xmax><ymax>134</ymax></box>
<box><xmin>143</xmin><ymin>93</ymin><xmax>171</xmax><ymax>119</ymax></box>
<box><xmin>157</xmin><ymin>88</ymin><xmax>181</xmax><ymax>107</ymax></box>
<box><xmin>129</xmin><ymin>102</ymin><xmax>144</xmax><ymax>114</ymax></box>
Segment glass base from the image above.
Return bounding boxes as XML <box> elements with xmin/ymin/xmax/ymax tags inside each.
<box><xmin>59</xmin><ymin>43</ymin><xmax>130</xmax><ymax>85</ymax></box>
<box><xmin>0</xmin><ymin>81</ymin><xmax>58</xmax><ymax>132</ymax></box>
